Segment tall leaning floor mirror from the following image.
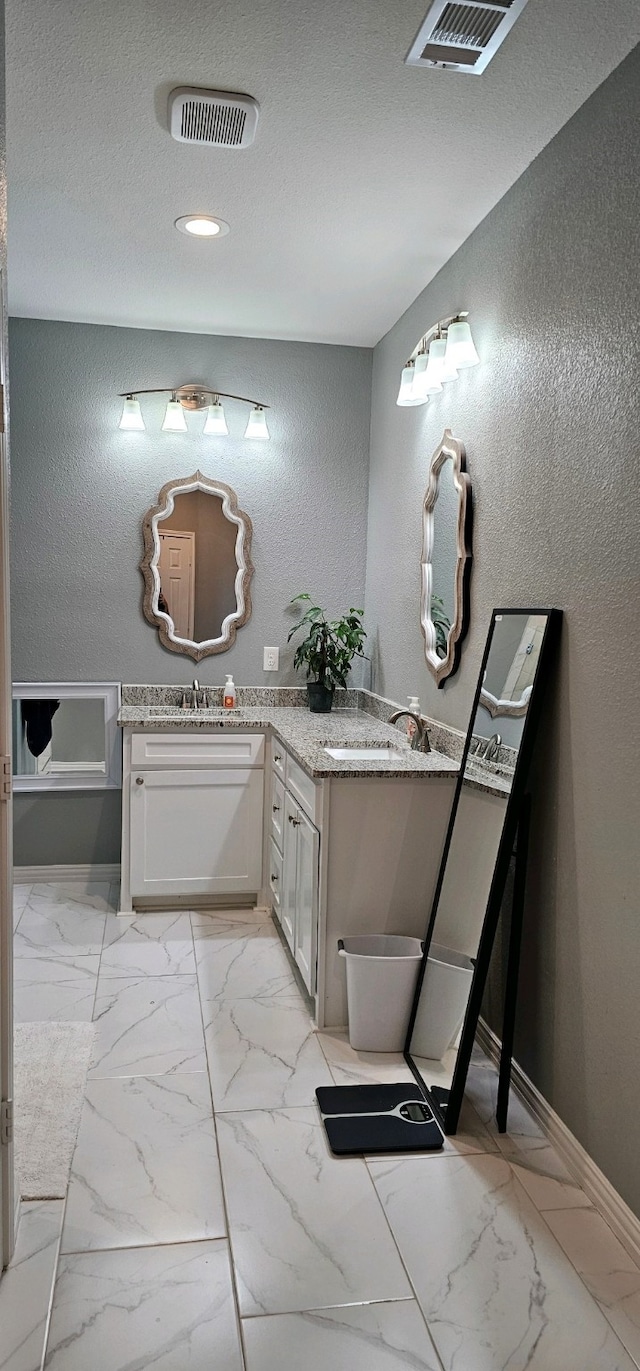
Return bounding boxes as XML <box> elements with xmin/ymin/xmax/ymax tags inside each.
<box><xmin>317</xmin><ymin>607</ymin><xmax>562</xmax><ymax>1155</ymax></box>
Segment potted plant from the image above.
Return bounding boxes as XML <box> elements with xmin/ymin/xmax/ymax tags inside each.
<box><xmin>288</xmin><ymin>595</ymin><xmax>367</xmax><ymax>712</ymax></box>
<box><xmin>430</xmin><ymin>594</ymin><xmax>452</xmax><ymax>659</ymax></box>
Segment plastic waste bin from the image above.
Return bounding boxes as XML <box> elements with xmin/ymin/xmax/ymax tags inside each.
<box><xmin>338</xmin><ymin>935</ymin><xmax>423</xmax><ymax>1052</ymax></box>
<box><xmin>409</xmin><ymin>943</ymin><xmax>474</xmax><ymax>1061</ymax></box>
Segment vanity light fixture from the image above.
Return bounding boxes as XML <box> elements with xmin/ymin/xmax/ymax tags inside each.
<box><xmin>117</xmin><ymin>384</ymin><xmax>271</xmax><ymax>439</ymax></box>
<box><xmin>203</xmin><ymin>398</ymin><xmax>229</xmax><ymax>435</ymax></box>
<box><xmin>396</xmin><ymin>313</ymin><xmax>479</xmax><ymax>408</ymax></box>
<box><xmin>244</xmin><ymin>405</ymin><xmax>270</xmax><ymax>440</ymax></box>
<box><xmin>119</xmin><ymin>396</ymin><xmax>146</xmax><ymax>430</ymax></box>
<box><xmin>161</xmin><ymin>394</ymin><xmax>188</xmax><ymax>432</ymax></box>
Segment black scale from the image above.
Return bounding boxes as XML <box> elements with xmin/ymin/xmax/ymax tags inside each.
<box><xmin>316</xmin><ymin>1083</ymin><xmax>445</xmax><ymax>1155</ymax></box>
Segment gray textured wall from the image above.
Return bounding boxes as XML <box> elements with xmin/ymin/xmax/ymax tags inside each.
<box><xmin>10</xmin><ymin>321</ymin><xmax>371</xmax><ymax>863</ymax></box>
<box><xmin>365</xmin><ymin>47</ymin><xmax>640</xmax><ymax>1212</ymax></box>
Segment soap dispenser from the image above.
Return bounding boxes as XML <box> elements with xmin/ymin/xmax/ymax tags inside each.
<box><xmin>223</xmin><ymin>674</ymin><xmax>237</xmax><ymax>709</ymax></box>
<box><xmin>406</xmin><ymin>695</ymin><xmax>420</xmax><ymax>743</ymax></box>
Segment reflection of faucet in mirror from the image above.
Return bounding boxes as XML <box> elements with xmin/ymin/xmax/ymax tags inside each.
<box><xmin>481</xmin><ymin>732</ymin><xmax>502</xmax><ymax>761</ymax></box>
<box><xmin>388</xmin><ymin>709</ymin><xmax>431</xmax><ymax>753</ymax></box>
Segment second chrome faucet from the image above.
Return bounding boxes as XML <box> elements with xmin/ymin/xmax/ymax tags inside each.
<box><xmin>388</xmin><ymin>709</ymin><xmax>431</xmax><ymax>753</ymax></box>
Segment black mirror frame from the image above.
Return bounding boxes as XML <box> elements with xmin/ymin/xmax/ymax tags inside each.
<box><xmin>404</xmin><ymin>606</ymin><xmax>562</xmax><ymax>1134</ymax></box>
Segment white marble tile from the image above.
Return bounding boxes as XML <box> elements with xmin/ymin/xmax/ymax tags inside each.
<box><xmin>16</xmin><ymin>883</ymin><xmax>110</xmax><ymax>958</ymax></box>
<box><xmin>61</xmin><ymin>1073</ymin><xmax>225</xmax><ymax>1253</ymax></box>
<box><xmin>370</xmin><ymin>1152</ymin><xmax>637</xmax><ymax>1370</ymax></box>
<box><xmin>0</xmin><ymin>1201</ymin><xmax>63</xmax><ymax>1371</ymax></box>
<box><xmin>464</xmin><ymin>1062</ymin><xmax>590</xmax><ymax>1202</ymax></box>
<box><xmin>191</xmin><ymin>906</ymin><xmax>269</xmax><ymax>930</ymax></box>
<box><xmin>99</xmin><ymin>911</ymin><xmax>195</xmax><ymax>978</ymax></box>
<box><xmin>318</xmin><ymin>1028</ymin><xmax>417</xmax><ymax>1088</ymax></box>
<box><xmin>194</xmin><ymin>920</ymin><xmax>298</xmax><ymax>1001</ymax></box>
<box><xmin>89</xmin><ymin>975</ymin><xmax>206</xmax><ymax>1078</ymax></box>
<box><xmin>44</xmin><ymin>1240</ymin><xmax>243</xmax><ymax>1371</ymax></box>
<box><xmin>545</xmin><ymin>1207</ymin><xmax>640</xmax><ymax>1367</ymax></box>
<box><xmin>14</xmin><ymin>953</ymin><xmax>100</xmax><ymax>1023</ymax></box>
<box><xmin>216</xmin><ymin>1106</ymin><xmax>412</xmax><ymax>1315</ymax></box>
<box><xmin>204</xmin><ymin>998</ymin><xmax>333</xmax><ymax>1111</ymax></box>
<box><xmin>12</xmin><ymin>884</ymin><xmax>32</xmax><ymax>930</ymax></box>
<box><xmin>242</xmin><ymin>1300</ymin><xmax>442</xmax><ymax>1371</ymax></box>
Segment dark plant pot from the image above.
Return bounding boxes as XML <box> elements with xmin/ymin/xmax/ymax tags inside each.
<box><xmin>307</xmin><ymin>682</ymin><xmax>334</xmax><ymax>713</ymax></box>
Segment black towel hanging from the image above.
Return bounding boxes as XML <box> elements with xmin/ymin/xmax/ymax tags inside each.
<box><xmin>21</xmin><ymin>699</ymin><xmax>60</xmax><ymax>758</ymax></box>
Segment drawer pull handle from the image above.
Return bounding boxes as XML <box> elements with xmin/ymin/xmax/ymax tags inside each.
<box><xmin>288</xmin><ymin>815</ymin><xmax>301</xmax><ymax>826</ymax></box>
<box><xmin>135</xmin><ymin>777</ymin><xmax>144</xmax><ymax>786</ymax></box>
<box><xmin>271</xmin><ymin>873</ymin><xmax>278</xmax><ymax>883</ymax></box>
<box><xmin>272</xmin><ymin>804</ymin><xmax>280</xmax><ymax>812</ymax></box>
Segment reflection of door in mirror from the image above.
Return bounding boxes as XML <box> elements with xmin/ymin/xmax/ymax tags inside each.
<box><xmin>158</xmin><ymin>531</ymin><xmax>195</xmax><ymax>641</ymax></box>
<box><xmin>406</xmin><ymin>609</ymin><xmax>561</xmax><ymax>1126</ymax></box>
<box><xmin>157</xmin><ymin>491</ymin><xmax>239</xmax><ymax>645</ymax></box>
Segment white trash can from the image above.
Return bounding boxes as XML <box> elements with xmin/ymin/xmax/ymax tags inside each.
<box><xmin>338</xmin><ymin>935</ymin><xmax>424</xmax><ymax>1052</ymax></box>
<box><xmin>410</xmin><ymin>943</ymin><xmax>474</xmax><ymax>1061</ymax></box>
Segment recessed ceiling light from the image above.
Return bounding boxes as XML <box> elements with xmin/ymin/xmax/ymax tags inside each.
<box><xmin>175</xmin><ymin>215</ymin><xmax>229</xmax><ymax>238</ymax></box>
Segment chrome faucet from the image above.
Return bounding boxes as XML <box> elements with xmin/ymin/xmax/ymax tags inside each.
<box><xmin>388</xmin><ymin>709</ymin><xmax>431</xmax><ymax>753</ymax></box>
<box><xmin>181</xmin><ymin>679</ymin><xmax>208</xmax><ymax>710</ymax></box>
<box><xmin>481</xmin><ymin>732</ymin><xmax>502</xmax><ymax>761</ymax></box>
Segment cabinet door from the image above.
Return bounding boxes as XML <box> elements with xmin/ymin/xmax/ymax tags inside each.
<box><xmin>293</xmin><ymin>809</ymin><xmax>319</xmax><ymax>995</ymax></box>
<box><xmin>280</xmin><ymin>790</ymin><xmax>298</xmax><ymax>952</ymax></box>
<box><xmin>130</xmin><ymin>768</ymin><xmax>263</xmax><ymax>898</ymax></box>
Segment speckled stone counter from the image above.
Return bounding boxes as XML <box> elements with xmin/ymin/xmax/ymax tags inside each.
<box><xmin>117</xmin><ymin>701</ymin><xmax>457</xmax><ymax>781</ymax></box>
<box><xmin>118</xmin><ymin>685</ymin><xmax>514</xmax><ymax>795</ymax></box>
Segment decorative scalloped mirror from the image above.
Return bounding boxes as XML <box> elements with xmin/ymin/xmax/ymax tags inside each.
<box><xmin>420</xmin><ymin>429</ymin><xmax>473</xmax><ymax>687</ymax></box>
<box><xmin>140</xmin><ymin>471</ymin><xmax>253</xmax><ymax>661</ymax></box>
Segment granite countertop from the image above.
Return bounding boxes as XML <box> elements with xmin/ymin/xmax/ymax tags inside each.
<box><xmin>117</xmin><ymin>703</ymin><xmax>458</xmax><ymax>781</ymax></box>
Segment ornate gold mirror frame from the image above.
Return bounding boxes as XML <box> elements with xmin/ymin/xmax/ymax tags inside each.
<box><xmin>140</xmin><ymin>471</ymin><xmax>254</xmax><ymax>662</ymax></box>
<box><xmin>420</xmin><ymin>429</ymin><xmax>473</xmax><ymax>687</ymax></box>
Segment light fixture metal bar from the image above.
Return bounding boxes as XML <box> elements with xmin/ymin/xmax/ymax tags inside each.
<box><xmin>118</xmin><ymin>385</ymin><xmax>270</xmax><ymax>409</ymax></box>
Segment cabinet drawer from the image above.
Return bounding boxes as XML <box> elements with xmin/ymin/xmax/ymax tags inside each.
<box><xmin>131</xmin><ymin>731</ymin><xmax>265</xmax><ymax>769</ymax></box>
<box><xmin>269</xmin><ymin>839</ymin><xmax>283</xmax><ymax>916</ymax></box>
<box><xmin>285</xmin><ymin>751</ymin><xmax>319</xmax><ymax>824</ymax></box>
<box><xmin>271</xmin><ymin>774</ymin><xmax>285</xmax><ymax>851</ymax></box>
<box><xmin>271</xmin><ymin>741</ymin><xmax>286</xmax><ymax>781</ymax></box>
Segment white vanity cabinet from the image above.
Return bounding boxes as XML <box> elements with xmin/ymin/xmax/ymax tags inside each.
<box><xmin>121</xmin><ymin>730</ymin><xmax>265</xmax><ymax>908</ymax></box>
<box><xmin>269</xmin><ymin>745</ymin><xmax>321</xmax><ymax>996</ymax></box>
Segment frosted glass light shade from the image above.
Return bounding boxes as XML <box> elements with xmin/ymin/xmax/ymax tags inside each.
<box><xmin>412</xmin><ymin>350</ymin><xmax>441</xmax><ymax>399</ymax></box>
<box><xmin>445</xmin><ymin>320</ymin><xmax>480</xmax><ymax>369</ymax></box>
<box><xmin>429</xmin><ymin>336</ymin><xmax>458</xmax><ymax>384</ymax></box>
<box><xmin>203</xmin><ymin>401</ymin><xmax>229</xmax><ymax>435</ymax></box>
<box><xmin>119</xmin><ymin>397</ymin><xmax>145</xmax><ymax>430</ymax></box>
<box><xmin>244</xmin><ymin>405</ymin><xmax>270</xmax><ymax>439</ymax></box>
<box><xmin>162</xmin><ymin>398</ymin><xmax>188</xmax><ymax>432</ymax></box>
<box><xmin>396</xmin><ymin>362</ymin><xmax>417</xmax><ymax>406</ymax></box>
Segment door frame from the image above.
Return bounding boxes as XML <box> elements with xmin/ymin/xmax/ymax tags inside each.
<box><xmin>0</xmin><ymin>270</ymin><xmax>15</xmax><ymax>1266</ymax></box>
<box><xmin>157</xmin><ymin>528</ymin><xmax>195</xmax><ymax>641</ymax></box>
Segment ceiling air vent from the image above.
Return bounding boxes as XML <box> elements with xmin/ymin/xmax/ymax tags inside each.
<box><xmin>405</xmin><ymin>0</ymin><xmax>529</xmax><ymax>74</ymax></box>
<box><xmin>169</xmin><ymin>88</ymin><xmax>259</xmax><ymax>148</ymax></box>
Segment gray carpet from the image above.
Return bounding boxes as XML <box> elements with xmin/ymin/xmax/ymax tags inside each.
<box><xmin>14</xmin><ymin>1021</ymin><xmax>96</xmax><ymax>1199</ymax></box>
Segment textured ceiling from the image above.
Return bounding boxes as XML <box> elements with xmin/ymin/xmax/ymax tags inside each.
<box><xmin>6</xmin><ymin>1</ymin><xmax>640</xmax><ymax>345</ymax></box>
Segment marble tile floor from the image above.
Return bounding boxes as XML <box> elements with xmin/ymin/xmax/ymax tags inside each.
<box><xmin>2</xmin><ymin>880</ymin><xmax>639</xmax><ymax>1370</ymax></box>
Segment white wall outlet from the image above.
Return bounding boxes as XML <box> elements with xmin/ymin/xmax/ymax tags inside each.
<box><xmin>263</xmin><ymin>646</ymin><xmax>279</xmax><ymax>672</ymax></box>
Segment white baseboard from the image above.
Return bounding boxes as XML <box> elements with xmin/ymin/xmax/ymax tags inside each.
<box><xmin>14</xmin><ymin>863</ymin><xmax>121</xmax><ymax>884</ymax></box>
<box><xmin>476</xmin><ymin>1018</ymin><xmax>640</xmax><ymax>1266</ymax></box>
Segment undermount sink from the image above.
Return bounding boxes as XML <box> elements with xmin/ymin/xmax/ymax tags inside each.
<box><xmin>323</xmin><ymin>745</ymin><xmax>407</xmax><ymax>761</ymax></box>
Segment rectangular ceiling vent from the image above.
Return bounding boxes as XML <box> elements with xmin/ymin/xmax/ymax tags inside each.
<box><xmin>169</xmin><ymin>88</ymin><xmax>259</xmax><ymax>148</ymax></box>
<box><xmin>405</xmin><ymin>0</ymin><xmax>529</xmax><ymax>74</ymax></box>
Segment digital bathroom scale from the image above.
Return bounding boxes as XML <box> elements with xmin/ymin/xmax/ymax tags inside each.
<box><xmin>316</xmin><ymin>1083</ymin><xmax>444</xmax><ymax>1155</ymax></box>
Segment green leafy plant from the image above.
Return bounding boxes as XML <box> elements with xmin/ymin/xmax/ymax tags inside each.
<box><xmin>431</xmin><ymin>594</ymin><xmax>451</xmax><ymax>659</ymax></box>
<box><xmin>287</xmin><ymin>595</ymin><xmax>367</xmax><ymax>690</ymax></box>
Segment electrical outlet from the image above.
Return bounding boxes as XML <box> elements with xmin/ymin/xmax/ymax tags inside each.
<box><xmin>263</xmin><ymin>646</ymin><xmax>279</xmax><ymax>672</ymax></box>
